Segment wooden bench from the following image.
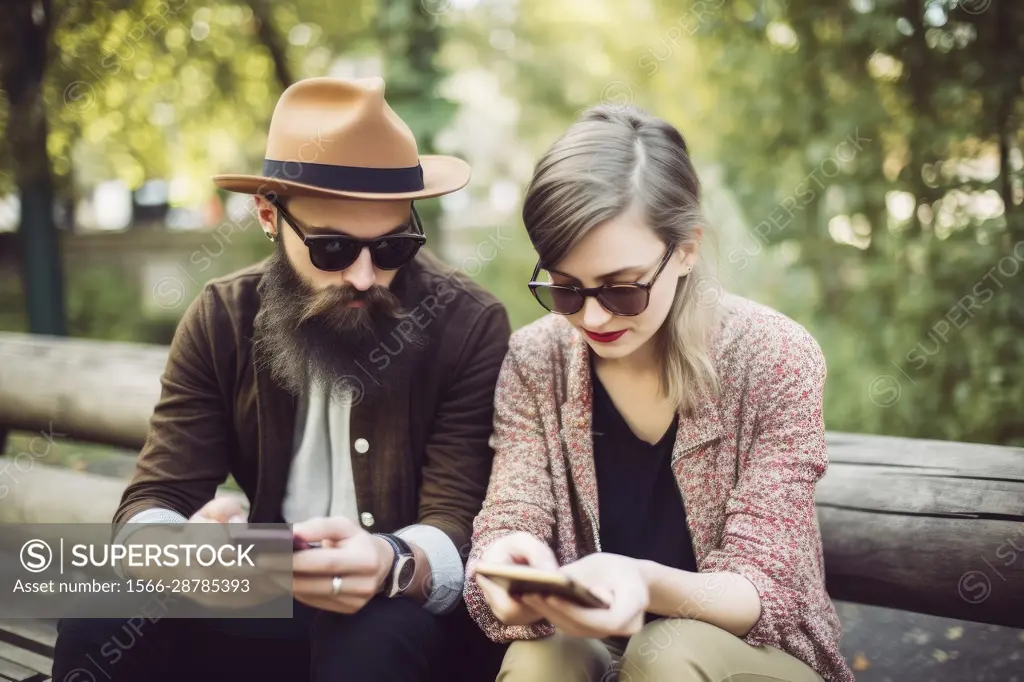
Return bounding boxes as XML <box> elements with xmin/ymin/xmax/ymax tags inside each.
<box><xmin>1</xmin><ymin>332</ymin><xmax>1022</xmax><ymax>680</ymax></box>
<box><xmin>0</xmin><ymin>620</ymin><xmax>55</xmax><ymax>682</ymax></box>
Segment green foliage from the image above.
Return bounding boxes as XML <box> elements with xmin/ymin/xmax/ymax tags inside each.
<box><xmin>0</xmin><ymin>0</ymin><xmax>385</xmax><ymax>201</ymax></box>
<box><xmin>436</xmin><ymin>0</ymin><xmax>1024</xmax><ymax>447</ymax></box>
<box><xmin>4</xmin><ymin>0</ymin><xmax>1021</xmax><ymax>452</ymax></box>
<box><xmin>457</xmin><ymin>227</ymin><xmax>544</xmax><ymax>331</ymax></box>
<box><xmin>374</xmin><ymin>0</ymin><xmax>458</xmax><ymax>249</ymax></box>
<box><xmin>664</xmin><ymin>0</ymin><xmax>1024</xmax><ymax>445</ymax></box>
<box><xmin>2</xmin><ymin>430</ymin><xmax>137</xmax><ymax>478</ymax></box>
<box><xmin>0</xmin><ymin>0</ymin><xmax>457</xmax><ymax>338</ymax></box>
<box><xmin>42</xmin><ymin>0</ymin><xmax>379</xmax><ymax>200</ymax></box>
<box><xmin>0</xmin><ymin>272</ymin><xmax>28</xmax><ymax>332</ymax></box>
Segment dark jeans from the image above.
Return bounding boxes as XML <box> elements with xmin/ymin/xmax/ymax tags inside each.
<box><xmin>54</xmin><ymin>598</ymin><xmax>506</xmax><ymax>682</ymax></box>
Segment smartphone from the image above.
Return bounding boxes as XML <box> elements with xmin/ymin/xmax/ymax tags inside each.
<box><xmin>227</xmin><ymin>527</ymin><xmax>295</xmax><ymax>554</ymax></box>
<box><xmin>227</xmin><ymin>528</ymin><xmax>322</xmax><ymax>553</ymax></box>
<box><xmin>292</xmin><ymin>536</ymin><xmax>323</xmax><ymax>552</ymax></box>
<box><xmin>475</xmin><ymin>562</ymin><xmax>610</xmax><ymax>609</ymax></box>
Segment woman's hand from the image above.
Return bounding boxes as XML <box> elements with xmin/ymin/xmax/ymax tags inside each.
<box><xmin>471</xmin><ymin>532</ymin><xmax>558</xmax><ymax>626</ymax></box>
<box><xmin>520</xmin><ymin>552</ymin><xmax>649</xmax><ymax>639</ymax></box>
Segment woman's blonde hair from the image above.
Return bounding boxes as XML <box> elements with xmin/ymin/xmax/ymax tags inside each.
<box><xmin>522</xmin><ymin>103</ymin><xmax>721</xmax><ymax>413</ymax></box>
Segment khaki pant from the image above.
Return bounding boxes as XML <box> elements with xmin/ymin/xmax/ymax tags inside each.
<box><xmin>497</xmin><ymin>619</ymin><xmax>825</xmax><ymax>682</ymax></box>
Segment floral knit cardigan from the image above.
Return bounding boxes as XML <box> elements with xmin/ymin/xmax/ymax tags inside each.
<box><xmin>464</xmin><ymin>294</ymin><xmax>854</xmax><ymax>682</ymax></box>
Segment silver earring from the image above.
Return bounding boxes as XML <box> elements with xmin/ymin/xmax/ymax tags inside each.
<box><xmin>265</xmin><ymin>231</ymin><xmax>278</xmax><ymax>243</ymax></box>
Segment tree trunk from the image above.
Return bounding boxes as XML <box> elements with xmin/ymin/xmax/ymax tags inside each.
<box><xmin>246</xmin><ymin>0</ymin><xmax>294</xmax><ymax>91</ymax></box>
<box><xmin>374</xmin><ymin>0</ymin><xmax>453</xmax><ymax>252</ymax></box>
<box><xmin>0</xmin><ymin>0</ymin><xmax>65</xmax><ymax>336</ymax></box>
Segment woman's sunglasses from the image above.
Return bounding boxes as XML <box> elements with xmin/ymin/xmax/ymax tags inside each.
<box><xmin>271</xmin><ymin>197</ymin><xmax>427</xmax><ymax>272</ymax></box>
<box><xmin>528</xmin><ymin>246</ymin><xmax>675</xmax><ymax>316</ymax></box>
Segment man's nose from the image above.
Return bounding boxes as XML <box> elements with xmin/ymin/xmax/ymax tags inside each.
<box><xmin>341</xmin><ymin>247</ymin><xmax>376</xmax><ymax>291</ymax></box>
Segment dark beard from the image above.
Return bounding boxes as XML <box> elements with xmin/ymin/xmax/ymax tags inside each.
<box><xmin>252</xmin><ymin>244</ymin><xmax>426</xmax><ymax>402</ymax></box>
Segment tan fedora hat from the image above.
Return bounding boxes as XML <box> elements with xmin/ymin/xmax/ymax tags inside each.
<box><xmin>212</xmin><ymin>76</ymin><xmax>470</xmax><ymax>201</ymax></box>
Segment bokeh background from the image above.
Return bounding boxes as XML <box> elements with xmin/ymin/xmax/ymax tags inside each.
<box><xmin>3</xmin><ymin>0</ymin><xmax>1022</xmax><ymax>445</ymax></box>
<box><xmin>1</xmin><ymin>0</ymin><xmax>1022</xmax><ymax>679</ymax></box>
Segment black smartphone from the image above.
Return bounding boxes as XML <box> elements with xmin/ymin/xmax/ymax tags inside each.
<box><xmin>226</xmin><ymin>526</ymin><xmax>323</xmax><ymax>553</ymax></box>
<box><xmin>228</xmin><ymin>527</ymin><xmax>296</xmax><ymax>554</ymax></box>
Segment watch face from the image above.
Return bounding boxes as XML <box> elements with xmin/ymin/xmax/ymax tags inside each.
<box><xmin>396</xmin><ymin>557</ymin><xmax>416</xmax><ymax>592</ymax></box>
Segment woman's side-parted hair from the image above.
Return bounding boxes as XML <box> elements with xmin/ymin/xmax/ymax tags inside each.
<box><xmin>522</xmin><ymin>103</ymin><xmax>722</xmax><ymax>414</ymax></box>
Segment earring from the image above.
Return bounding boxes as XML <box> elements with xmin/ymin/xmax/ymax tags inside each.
<box><xmin>265</xmin><ymin>231</ymin><xmax>278</xmax><ymax>243</ymax></box>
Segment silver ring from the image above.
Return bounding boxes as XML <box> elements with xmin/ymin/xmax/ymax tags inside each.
<box><xmin>331</xmin><ymin>575</ymin><xmax>343</xmax><ymax>596</ymax></box>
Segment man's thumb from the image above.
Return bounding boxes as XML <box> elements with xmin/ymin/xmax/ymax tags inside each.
<box><xmin>292</xmin><ymin>515</ymin><xmax>361</xmax><ymax>542</ymax></box>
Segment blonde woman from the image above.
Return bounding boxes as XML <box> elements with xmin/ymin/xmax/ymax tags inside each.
<box><xmin>463</xmin><ymin>105</ymin><xmax>854</xmax><ymax>682</ymax></box>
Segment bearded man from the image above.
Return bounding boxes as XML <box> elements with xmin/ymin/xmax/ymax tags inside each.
<box><xmin>52</xmin><ymin>76</ymin><xmax>511</xmax><ymax>682</ymax></box>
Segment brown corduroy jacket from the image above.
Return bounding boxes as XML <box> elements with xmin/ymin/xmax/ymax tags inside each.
<box><xmin>114</xmin><ymin>249</ymin><xmax>511</xmax><ymax>554</ymax></box>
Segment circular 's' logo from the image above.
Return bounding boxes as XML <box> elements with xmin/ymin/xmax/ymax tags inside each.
<box><xmin>20</xmin><ymin>539</ymin><xmax>53</xmax><ymax>573</ymax></box>
<box><xmin>958</xmin><ymin>570</ymin><xmax>991</xmax><ymax>604</ymax></box>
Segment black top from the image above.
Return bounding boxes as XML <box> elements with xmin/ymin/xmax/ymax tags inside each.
<box><xmin>591</xmin><ymin>363</ymin><xmax>698</xmax><ymax>577</ymax></box>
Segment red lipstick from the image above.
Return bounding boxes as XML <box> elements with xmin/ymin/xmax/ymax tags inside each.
<box><xmin>584</xmin><ymin>329</ymin><xmax>627</xmax><ymax>343</ymax></box>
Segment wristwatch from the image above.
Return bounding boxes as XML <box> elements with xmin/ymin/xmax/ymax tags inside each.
<box><xmin>376</xmin><ymin>533</ymin><xmax>416</xmax><ymax>598</ymax></box>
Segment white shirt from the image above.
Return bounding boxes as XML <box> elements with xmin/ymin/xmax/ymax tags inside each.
<box><xmin>281</xmin><ymin>381</ymin><xmax>360</xmax><ymax>523</ymax></box>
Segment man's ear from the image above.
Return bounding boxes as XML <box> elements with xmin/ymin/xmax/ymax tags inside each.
<box><xmin>254</xmin><ymin>195</ymin><xmax>277</xmax><ymax>239</ymax></box>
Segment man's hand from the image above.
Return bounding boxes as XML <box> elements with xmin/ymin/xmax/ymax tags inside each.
<box><xmin>122</xmin><ymin>496</ymin><xmax>251</xmax><ymax>581</ymax></box>
<box><xmin>188</xmin><ymin>496</ymin><xmax>250</xmax><ymax>524</ymax></box>
<box><xmin>122</xmin><ymin>495</ymin><xmax>287</xmax><ymax>610</ymax></box>
<box><xmin>520</xmin><ymin>552</ymin><xmax>649</xmax><ymax>639</ymax></box>
<box><xmin>471</xmin><ymin>532</ymin><xmax>558</xmax><ymax>627</ymax></box>
<box><xmin>290</xmin><ymin>516</ymin><xmax>394</xmax><ymax>614</ymax></box>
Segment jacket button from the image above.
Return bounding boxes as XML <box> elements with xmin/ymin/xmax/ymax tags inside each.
<box><xmin>360</xmin><ymin>512</ymin><xmax>375</xmax><ymax>528</ymax></box>
<box><xmin>354</xmin><ymin>438</ymin><xmax>369</xmax><ymax>454</ymax></box>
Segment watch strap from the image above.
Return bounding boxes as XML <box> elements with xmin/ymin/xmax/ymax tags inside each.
<box><xmin>379</xmin><ymin>533</ymin><xmax>412</xmax><ymax>557</ymax></box>
<box><xmin>376</xmin><ymin>533</ymin><xmax>414</xmax><ymax>597</ymax></box>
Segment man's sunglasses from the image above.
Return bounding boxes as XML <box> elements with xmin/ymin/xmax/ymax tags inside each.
<box><xmin>528</xmin><ymin>246</ymin><xmax>675</xmax><ymax>316</ymax></box>
<box><xmin>270</xmin><ymin>197</ymin><xmax>426</xmax><ymax>272</ymax></box>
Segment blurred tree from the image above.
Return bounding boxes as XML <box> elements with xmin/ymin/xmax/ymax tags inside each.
<box><xmin>0</xmin><ymin>0</ymin><xmax>66</xmax><ymax>335</ymax></box>
<box><xmin>438</xmin><ymin>0</ymin><xmax>1023</xmax><ymax>446</ymax></box>
<box><xmin>1</xmin><ymin>0</ymin><xmax>308</xmax><ymax>334</ymax></box>
<box><xmin>245</xmin><ymin>0</ymin><xmax>294</xmax><ymax>88</ymax></box>
<box><xmin>0</xmin><ymin>0</ymin><xmax>457</xmax><ymax>336</ymax></box>
<box><xmin>432</xmin><ymin>0</ymin><xmax>673</xmax><ymax>329</ymax></box>
<box><xmin>651</xmin><ymin>0</ymin><xmax>1024</xmax><ymax>445</ymax></box>
<box><xmin>375</xmin><ymin>0</ymin><xmax>458</xmax><ymax>249</ymax></box>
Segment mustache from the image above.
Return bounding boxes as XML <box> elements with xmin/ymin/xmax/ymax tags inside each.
<box><xmin>298</xmin><ymin>283</ymin><xmax>404</xmax><ymax>331</ymax></box>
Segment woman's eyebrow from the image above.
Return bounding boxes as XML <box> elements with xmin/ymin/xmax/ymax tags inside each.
<box><xmin>549</xmin><ymin>263</ymin><xmax>648</xmax><ymax>281</ymax></box>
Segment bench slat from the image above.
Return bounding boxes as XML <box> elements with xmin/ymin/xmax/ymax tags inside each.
<box><xmin>0</xmin><ymin>654</ymin><xmax>43</xmax><ymax>682</ymax></box>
